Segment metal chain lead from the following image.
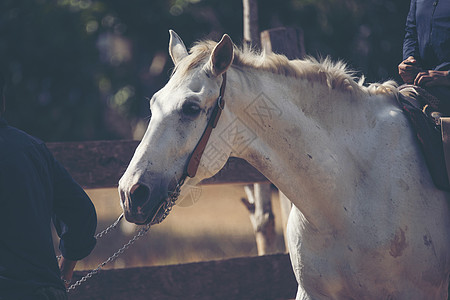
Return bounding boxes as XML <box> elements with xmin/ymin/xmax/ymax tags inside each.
<box><xmin>67</xmin><ymin>223</ymin><xmax>151</xmax><ymax>291</ymax></box>
<box><xmin>66</xmin><ymin>180</ymin><xmax>183</xmax><ymax>292</ymax></box>
<box><xmin>94</xmin><ymin>213</ymin><xmax>124</xmax><ymax>239</ymax></box>
<box><xmin>56</xmin><ymin>214</ymin><xmax>124</xmax><ymax>261</ymax></box>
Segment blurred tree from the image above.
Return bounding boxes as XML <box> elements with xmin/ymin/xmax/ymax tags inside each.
<box><xmin>0</xmin><ymin>0</ymin><xmax>410</xmax><ymax>141</ymax></box>
<box><xmin>0</xmin><ymin>0</ymin><xmax>105</xmax><ymax>141</ymax></box>
<box><xmin>256</xmin><ymin>0</ymin><xmax>409</xmax><ymax>81</ymax></box>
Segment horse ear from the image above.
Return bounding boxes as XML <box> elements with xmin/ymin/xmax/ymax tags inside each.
<box><xmin>209</xmin><ymin>34</ymin><xmax>234</xmax><ymax>77</ymax></box>
<box><xmin>169</xmin><ymin>30</ymin><xmax>188</xmax><ymax>65</ymax></box>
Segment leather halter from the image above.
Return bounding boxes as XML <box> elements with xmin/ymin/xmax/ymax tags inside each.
<box><xmin>183</xmin><ymin>73</ymin><xmax>227</xmax><ymax>178</ymax></box>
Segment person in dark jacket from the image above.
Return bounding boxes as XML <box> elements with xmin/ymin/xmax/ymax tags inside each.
<box><xmin>0</xmin><ymin>78</ymin><xmax>97</xmax><ymax>300</ymax></box>
<box><xmin>397</xmin><ymin>0</ymin><xmax>450</xmax><ymax>191</ymax></box>
<box><xmin>399</xmin><ymin>0</ymin><xmax>450</xmax><ymax>106</ymax></box>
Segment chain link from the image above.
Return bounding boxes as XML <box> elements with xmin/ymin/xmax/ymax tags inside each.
<box><xmin>56</xmin><ymin>214</ymin><xmax>124</xmax><ymax>261</ymax></box>
<box><xmin>94</xmin><ymin>213</ymin><xmax>124</xmax><ymax>239</ymax></box>
<box><xmin>65</xmin><ymin>180</ymin><xmax>183</xmax><ymax>292</ymax></box>
<box><xmin>66</xmin><ymin>222</ymin><xmax>151</xmax><ymax>291</ymax></box>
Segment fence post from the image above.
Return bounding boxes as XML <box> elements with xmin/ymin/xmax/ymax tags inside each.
<box><xmin>241</xmin><ymin>183</ymin><xmax>276</xmax><ymax>255</ymax></box>
<box><xmin>260</xmin><ymin>27</ymin><xmax>306</xmax><ymax>60</ymax></box>
<box><xmin>241</xmin><ymin>0</ymin><xmax>278</xmax><ymax>256</ymax></box>
<box><xmin>243</xmin><ymin>0</ymin><xmax>260</xmax><ymax>48</ymax></box>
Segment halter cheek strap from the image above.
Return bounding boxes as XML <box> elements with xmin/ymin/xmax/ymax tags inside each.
<box><xmin>184</xmin><ymin>73</ymin><xmax>227</xmax><ymax>178</ymax></box>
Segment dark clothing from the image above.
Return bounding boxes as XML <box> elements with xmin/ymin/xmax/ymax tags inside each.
<box><xmin>34</xmin><ymin>287</ymin><xmax>67</xmax><ymax>300</ymax></box>
<box><xmin>0</xmin><ymin>117</ymin><xmax>97</xmax><ymax>300</ymax></box>
<box><xmin>403</xmin><ymin>0</ymin><xmax>450</xmax><ymax>71</ymax></box>
<box><xmin>403</xmin><ymin>0</ymin><xmax>450</xmax><ymax>112</ymax></box>
<box><xmin>398</xmin><ymin>85</ymin><xmax>450</xmax><ymax>190</ymax></box>
<box><xmin>400</xmin><ymin>1</ymin><xmax>450</xmax><ymax>191</ymax></box>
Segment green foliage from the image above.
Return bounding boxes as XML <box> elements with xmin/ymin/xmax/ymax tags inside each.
<box><xmin>0</xmin><ymin>0</ymin><xmax>410</xmax><ymax>141</ymax></box>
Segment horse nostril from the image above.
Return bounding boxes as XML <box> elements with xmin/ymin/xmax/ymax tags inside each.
<box><xmin>120</xmin><ymin>189</ymin><xmax>126</xmax><ymax>204</ymax></box>
<box><xmin>130</xmin><ymin>183</ymin><xmax>150</xmax><ymax>207</ymax></box>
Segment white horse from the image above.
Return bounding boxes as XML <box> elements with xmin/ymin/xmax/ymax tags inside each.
<box><xmin>119</xmin><ymin>31</ymin><xmax>450</xmax><ymax>299</ymax></box>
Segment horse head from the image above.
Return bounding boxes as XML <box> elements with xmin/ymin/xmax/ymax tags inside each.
<box><xmin>119</xmin><ymin>30</ymin><xmax>234</xmax><ymax>224</ymax></box>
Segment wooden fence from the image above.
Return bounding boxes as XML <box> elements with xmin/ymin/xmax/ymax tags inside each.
<box><xmin>46</xmin><ymin>25</ymin><xmax>304</xmax><ymax>300</ymax></box>
<box><xmin>47</xmin><ymin>140</ymin><xmax>268</xmax><ymax>189</ymax></box>
<box><xmin>68</xmin><ymin>254</ymin><xmax>296</xmax><ymax>300</ymax></box>
<box><xmin>47</xmin><ymin>140</ymin><xmax>297</xmax><ymax>300</ymax></box>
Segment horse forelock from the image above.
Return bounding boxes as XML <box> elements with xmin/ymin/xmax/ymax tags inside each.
<box><xmin>172</xmin><ymin>39</ymin><xmax>398</xmax><ymax>98</ymax></box>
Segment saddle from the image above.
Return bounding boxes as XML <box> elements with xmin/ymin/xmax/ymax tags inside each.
<box><xmin>398</xmin><ymin>85</ymin><xmax>450</xmax><ymax>191</ymax></box>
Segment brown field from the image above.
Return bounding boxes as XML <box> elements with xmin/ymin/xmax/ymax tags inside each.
<box><xmin>75</xmin><ymin>184</ymin><xmax>287</xmax><ymax>271</ymax></box>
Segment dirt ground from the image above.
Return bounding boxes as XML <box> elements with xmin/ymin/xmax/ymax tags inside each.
<box><xmin>74</xmin><ymin>184</ymin><xmax>287</xmax><ymax>271</ymax></box>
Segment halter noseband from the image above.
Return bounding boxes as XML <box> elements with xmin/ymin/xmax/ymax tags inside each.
<box><xmin>183</xmin><ymin>73</ymin><xmax>227</xmax><ymax>178</ymax></box>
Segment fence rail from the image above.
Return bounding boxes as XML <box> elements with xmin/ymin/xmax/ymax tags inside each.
<box><xmin>47</xmin><ymin>140</ymin><xmax>268</xmax><ymax>189</ymax></box>
<box><xmin>68</xmin><ymin>253</ymin><xmax>296</xmax><ymax>300</ymax></box>
<box><xmin>47</xmin><ymin>27</ymin><xmax>298</xmax><ymax>293</ymax></box>
<box><xmin>48</xmin><ymin>25</ymin><xmax>303</xmax><ymax>300</ymax></box>
<box><xmin>48</xmin><ymin>140</ymin><xmax>295</xmax><ymax>299</ymax></box>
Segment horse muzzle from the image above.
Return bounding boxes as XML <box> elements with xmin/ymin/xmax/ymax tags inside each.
<box><xmin>119</xmin><ymin>182</ymin><xmax>167</xmax><ymax>225</ymax></box>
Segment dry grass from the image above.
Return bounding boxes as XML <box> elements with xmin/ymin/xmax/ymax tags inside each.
<box><xmin>75</xmin><ymin>184</ymin><xmax>287</xmax><ymax>271</ymax></box>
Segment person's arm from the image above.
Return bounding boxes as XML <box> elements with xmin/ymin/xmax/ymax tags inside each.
<box><xmin>59</xmin><ymin>257</ymin><xmax>77</xmax><ymax>288</ymax></box>
<box><xmin>44</xmin><ymin>145</ymin><xmax>97</xmax><ymax>271</ymax></box>
<box><xmin>403</xmin><ymin>0</ymin><xmax>419</xmax><ymax>61</ymax></box>
<box><xmin>399</xmin><ymin>1</ymin><xmax>421</xmax><ymax>84</ymax></box>
<box><xmin>414</xmin><ymin>70</ymin><xmax>450</xmax><ymax>87</ymax></box>
<box><xmin>51</xmin><ymin>165</ymin><xmax>97</xmax><ymax>261</ymax></box>
<box><xmin>399</xmin><ymin>56</ymin><xmax>422</xmax><ymax>84</ymax></box>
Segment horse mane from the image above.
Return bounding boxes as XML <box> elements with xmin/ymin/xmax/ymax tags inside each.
<box><xmin>175</xmin><ymin>39</ymin><xmax>398</xmax><ymax>98</ymax></box>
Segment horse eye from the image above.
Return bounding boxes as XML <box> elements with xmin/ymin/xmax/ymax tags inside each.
<box><xmin>182</xmin><ymin>102</ymin><xmax>201</xmax><ymax>117</ymax></box>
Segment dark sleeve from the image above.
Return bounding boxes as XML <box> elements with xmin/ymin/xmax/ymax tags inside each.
<box><xmin>435</xmin><ymin>62</ymin><xmax>450</xmax><ymax>72</ymax></box>
<box><xmin>403</xmin><ymin>0</ymin><xmax>420</xmax><ymax>60</ymax></box>
<box><xmin>46</xmin><ymin>146</ymin><xmax>97</xmax><ymax>261</ymax></box>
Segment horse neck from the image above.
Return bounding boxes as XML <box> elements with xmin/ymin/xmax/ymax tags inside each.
<box><xmin>225</xmin><ymin>66</ymin><xmax>408</xmax><ymax>229</ymax></box>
